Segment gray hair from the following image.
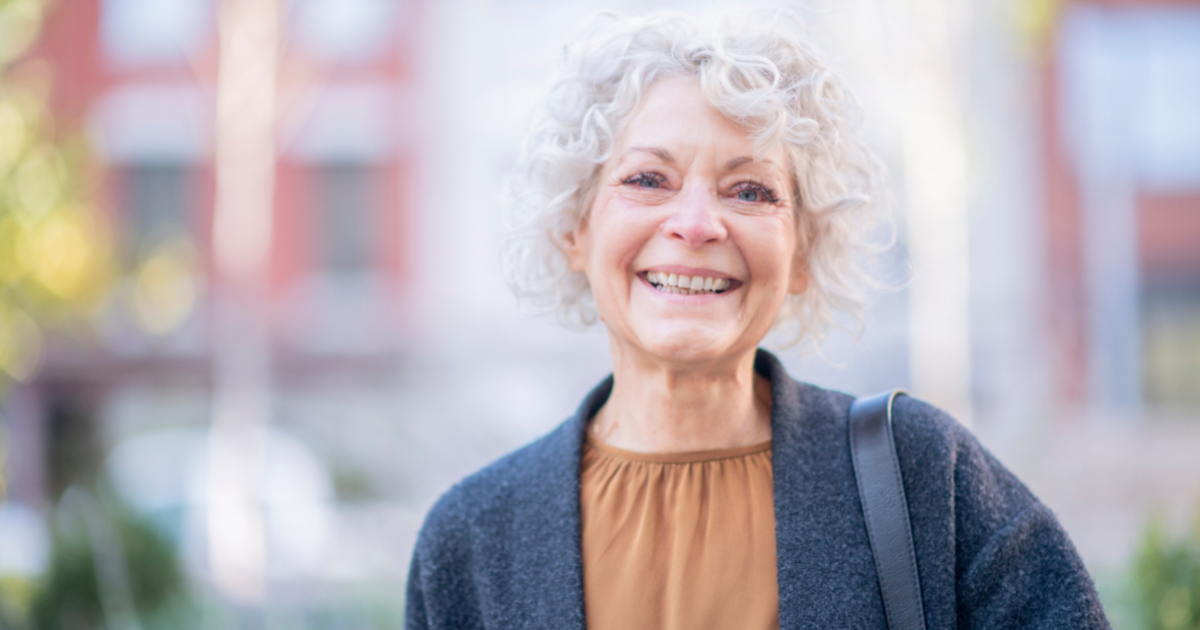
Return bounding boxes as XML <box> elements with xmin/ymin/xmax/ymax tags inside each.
<box><xmin>501</xmin><ymin>7</ymin><xmax>888</xmax><ymax>351</ymax></box>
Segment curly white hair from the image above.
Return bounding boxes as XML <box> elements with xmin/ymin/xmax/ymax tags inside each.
<box><xmin>501</xmin><ymin>7</ymin><xmax>888</xmax><ymax>350</ymax></box>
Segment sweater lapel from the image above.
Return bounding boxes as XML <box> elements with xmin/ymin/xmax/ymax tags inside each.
<box><xmin>512</xmin><ymin>375</ymin><xmax>611</xmax><ymax>630</ymax></box>
<box><xmin>759</xmin><ymin>349</ymin><xmax>888</xmax><ymax>629</ymax></box>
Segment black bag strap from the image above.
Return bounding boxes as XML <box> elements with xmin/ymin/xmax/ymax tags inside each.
<box><xmin>849</xmin><ymin>390</ymin><xmax>927</xmax><ymax>630</ymax></box>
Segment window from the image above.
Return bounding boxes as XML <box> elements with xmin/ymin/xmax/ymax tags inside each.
<box><xmin>1059</xmin><ymin>6</ymin><xmax>1200</xmax><ymax>407</ymax></box>
<box><xmin>314</xmin><ymin>163</ymin><xmax>375</xmax><ymax>276</ymax></box>
<box><xmin>1143</xmin><ymin>283</ymin><xmax>1200</xmax><ymax>408</ymax></box>
<box><xmin>101</xmin><ymin>0</ymin><xmax>212</xmax><ymax>67</ymax></box>
<box><xmin>121</xmin><ymin>163</ymin><xmax>194</xmax><ymax>262</ymax></box>
<box><xmin>291</xmin><ymin>0</ymin><xmax>401</xmax><ymax>61</ymax></box>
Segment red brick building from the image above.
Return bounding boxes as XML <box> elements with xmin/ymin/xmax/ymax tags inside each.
<box><xmin>1043</xmin><ymin>0</ymin><xmax>1200</xmax><ymax>410</ymax></box>
<box><xmin>8</xmin><ymin>0</ymin><xmax>422</xmax><ymax>506</ymax></box>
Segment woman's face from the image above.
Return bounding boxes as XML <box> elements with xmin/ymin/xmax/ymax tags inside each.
<box><xmin>566</xmin><ymin>76</ymin><xmax>808</xmax><ymax>368</ymax></box>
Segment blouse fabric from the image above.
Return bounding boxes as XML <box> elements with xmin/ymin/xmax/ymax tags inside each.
<box><xmin>405</xmin><ymin>349</ymin><xmax>1111</xmax><ymax>630</ymax></box>
<box><xmin>579</xmin><ymin>436</ymin><xmax>778</xmax><ymax>630</ymax></box>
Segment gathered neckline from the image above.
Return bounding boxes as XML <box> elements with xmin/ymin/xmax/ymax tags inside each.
<box><xmin>584</xmin><ymin>434</ymin><xmax>772</xmax><ymax>464</ymax></box>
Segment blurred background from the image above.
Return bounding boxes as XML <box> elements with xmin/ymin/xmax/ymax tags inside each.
<box><xmin>0</xmin><ymin>0</ymin><xmax>1197</xmax><ymax>627</ymax></box>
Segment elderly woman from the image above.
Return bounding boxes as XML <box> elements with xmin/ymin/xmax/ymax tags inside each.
<box><xmin>406</xmin><ymin>9</ymin><xmax>1109</xmax><ymax>630</ymax></box>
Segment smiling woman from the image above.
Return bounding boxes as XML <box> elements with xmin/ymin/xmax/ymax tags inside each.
<box><xmin>406</xmin><ymin>8</ymin><xmax>1110</xmax><ymax>630</ymax></box>
<box><xmin>502</xmin><ymin>11</ymin><xmax>879</xmax><ymax>350</ymax></box>
<box><xmin>563</xmin><ymin>76</ymin><xmax>801</xmax><ymax>454</ymax></box>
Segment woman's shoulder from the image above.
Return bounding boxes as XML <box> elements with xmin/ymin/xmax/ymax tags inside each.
<box><xmin>887</xmin><ymin>394</ymin><xmax>1107</xmax><ymax>626</ymax></box>
<box><xmin>417</xmin><ymin>417</ymin><xmax>581</xmax><ymax>538</ymax></box>
<box><xmin>785</xmin><ymin>378</ymin><xmax>1040</xmax><ymax>523</ymax></box>
<box><xmin>406</xmin><ymin>413</ymin><xmax>590</xmax><ymax>629</ymax></box>
<box><xmin>885</xmin><ymin>394</ymin><xmax>1039</xmax><ymax>521</ymax></box>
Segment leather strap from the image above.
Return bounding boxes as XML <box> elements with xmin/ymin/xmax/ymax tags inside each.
<box><xmin>849</xmin><ymin>390</ymin><xmax>927</xmax><ymax>630</ymax></box>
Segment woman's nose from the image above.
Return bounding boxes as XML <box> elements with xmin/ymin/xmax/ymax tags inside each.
<box><xmin>660</xmin><ymin>182</ymin><xmax>727</xmax><ymax>248</ymax></box>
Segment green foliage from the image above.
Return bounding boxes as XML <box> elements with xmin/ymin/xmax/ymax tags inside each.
<box><xmin>29</xmin><ymin>493</ymin><xmax>188</xmax><ymax>630</ymax></box>
<box><xmin>1130</xmin><ymin>514</ymin><xmax>1200</xmax><ymax>630</ymax></box>
<box><xmin>0</xmin><ymin>574</ymin><xmax>37</xmax><ymax>628</ymax></box>
<box><xmin>0</xmin><ymin>0</ymin><xmax>114</xmax><ymax>396</ymax></box>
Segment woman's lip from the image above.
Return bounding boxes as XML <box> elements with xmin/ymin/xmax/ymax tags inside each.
<box><xmin>637</xmin><ymin>265</ymin><xmax>739</xmax><ymax>281</ymax></box>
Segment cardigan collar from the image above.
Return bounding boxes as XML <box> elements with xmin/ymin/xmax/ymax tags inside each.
<box><xmin>529</xmin><ymin>348</ymin><xmax>869</xmax><ymax>629</ymax></box>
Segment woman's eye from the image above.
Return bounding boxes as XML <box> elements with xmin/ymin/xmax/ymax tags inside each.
<box><xmin>732</xmin><ymin>183</ymin><xmax>780</xmax><ymax>204</ymax></box>
<box><xmin>622</xmin><ymin>172</ymin><xmax>666</xmax><ymax>190</ymax></box>
<box><xmin>634</xmin><ymin>176</ymin><xmax>660</xmax><ymax>189</ymax></box>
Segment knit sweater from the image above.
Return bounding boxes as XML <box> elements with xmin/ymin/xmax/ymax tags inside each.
<box><xmin>405</xmin><ymin>349</ymin><xmax>1111</xmax><ymax>629</ymax></box>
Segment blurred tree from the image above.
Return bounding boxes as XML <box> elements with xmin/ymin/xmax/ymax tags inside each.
<box><xmin>0</xmin><ymin>0</ymin><xmax>114</xmax><ymax>482</ymax></box>
<box><xmin>29</xmin><ymin>488</ymin><xmax>189</xmax><ymax>630</ymax></box>
<box><xmin>1011</xmin><ymin>0</ymin><xmax>1065</xmax><ymax>48</ymax></box>
<box><xmin>1131</xmin><ymin>513</ymin><xmax>1200</xmax><ymax>630</ymax></box>
<box><xmin>1</xmin><ymin>2</ymin><xmax>115</xmax><ymax>622</ymax></box>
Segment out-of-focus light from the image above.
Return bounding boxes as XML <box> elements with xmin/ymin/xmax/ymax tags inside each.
<box><xmin>31</xmin><ymin>210</ymin><xmax>94</xmax><ymax>299</ymax></box>
<box><xmin>13</xmin><ymin>147</ymin><xmax>65</xmax><ymax>223</ymax></box>
<box><xmin>105</xmin><ymin>427</ymin><xmax>336</xmax><ymax>581</ymax></box>
<box><xmin>262</xmin><ymin>433</ymin><xmax>333</xmax><ymax>576</ymax></box>
<box><xmin>207</xmin><ymin>411</ymin><xmax>268</xmax><ymax>602</ymax></box>
<box><xmin>134</xmin><ymin>237</ymin><xmax>198</xmax><ymax>335</ymax></box>
<box><xmin>0</xmin><ymin>501</ymin><xmax>48</xmax><ymax>576</ymax></box>
<box><xmin>0</xmin><ymin>217</ymin><xmax>23</xmax><ymax>285</ymax></box>
<box><xmin>1012</xmin><ymin>0</ymin><xmax>1063</xmax><ymax>44</ymax></box>
<box><xmin>0</xmin><ymin>307</ymin><xmax>43</xmax><ymax>382</ymax></box>
<box><xmin>0</xmin><ymin>0</ymin><xmax>44</xmax><ymax>66</ymax></box>
<box><xmin>0</xmin><ymin>100</ymin><xmax>28</xmax><ymax>177</ymax></box>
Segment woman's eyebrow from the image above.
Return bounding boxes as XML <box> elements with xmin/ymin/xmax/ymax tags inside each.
<box><xmin>620</xmin><ymin>146</ymin><xmax>675</xmax><ymax>164</ymax></box>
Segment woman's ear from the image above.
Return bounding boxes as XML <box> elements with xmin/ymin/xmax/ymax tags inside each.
<box><xmin>789</xmin><ymin>212</ymin><xmax>811</xmax><ymax>294</ymax></box>
<box><xmin>788</xmin><ymin>250</ymin><xmax>809</xmax><ymax>295</ymax></box>
<box><xmin>564</xmin><ymin>219</ymin><xmax>590</xmax><ymax>273</ymax></box>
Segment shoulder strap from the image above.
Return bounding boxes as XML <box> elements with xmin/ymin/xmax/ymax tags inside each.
<box><xmin>849</xmin><ymin>390</ymin><xmax>927</xmax><ymax>630</ymax></box>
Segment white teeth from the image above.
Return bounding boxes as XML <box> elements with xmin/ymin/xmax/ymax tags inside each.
<box><xmin>645</xmin><ymin>271</ymin><xmax>734</xmax><ymax>295</ymax></box>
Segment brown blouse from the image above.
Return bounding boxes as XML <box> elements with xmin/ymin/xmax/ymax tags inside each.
<box><xmin>579</xmin><ymin>435</ymin><xmax>779</xmax><ymax>630</ymax></box>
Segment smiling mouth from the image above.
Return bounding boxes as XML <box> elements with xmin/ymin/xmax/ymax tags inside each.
<box><xmin>643</xmin><ymin>271</ymin><xmax>737</xmax><ymax>296</ymax></box>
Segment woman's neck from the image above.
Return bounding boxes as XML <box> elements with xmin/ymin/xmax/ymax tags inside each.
<box><xmin>588</xmin><ymin>346</ymin><xmax>772</xmax><ymax>453</ymax></box>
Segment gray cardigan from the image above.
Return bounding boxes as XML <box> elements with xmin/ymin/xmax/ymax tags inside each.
<box><xmin>406</xmin><ymin>349</ymin><xmax>1110</xmax><ymax>629</ymax></box>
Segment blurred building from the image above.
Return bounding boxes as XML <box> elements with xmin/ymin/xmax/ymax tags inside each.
<box><xmin>4</xmin><ymin>0</ymin><xmax>429</xmax><ymax>593</ymax></box>
<box><xmin>1045</xmin><ymin>1</ymin><xmax>1200</xmax><ymax>411</ymax></box>
<box><xmin>1021</xmin><ymin>0</ymin><xmax>1200</xmax><ymax>577</ymax></box>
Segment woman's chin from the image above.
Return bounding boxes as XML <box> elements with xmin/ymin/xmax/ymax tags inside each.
<box><xmin>627</xmin><ymin>324</ymin><xmax>746</xmax><ymax>366</ymax></box>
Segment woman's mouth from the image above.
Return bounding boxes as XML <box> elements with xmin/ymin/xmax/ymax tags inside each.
<box><xmin>643</xmin><ymin>271</ymin><xmax>736</xmax><ymax>296</ymax></box>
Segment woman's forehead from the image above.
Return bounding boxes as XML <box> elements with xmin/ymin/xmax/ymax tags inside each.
<box><xmin>615</xmin><ymin>77</ymin><xmax>786</xmax><ymax>170</ymax></box>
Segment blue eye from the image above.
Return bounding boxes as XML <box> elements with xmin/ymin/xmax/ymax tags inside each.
<box><xmin>636</xmin><ymin>176</ymin><xmax>660</xmax><ymax>189</ymax></box>
<box><xmin>733</xmin><ymin>182</ymin><xmax>781</xmax><ymax>204</ymax></box>
<box><xmin>623</xmin><ymin>172</ymin><xmax>666</xmax><ymax>189</ymax></box>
